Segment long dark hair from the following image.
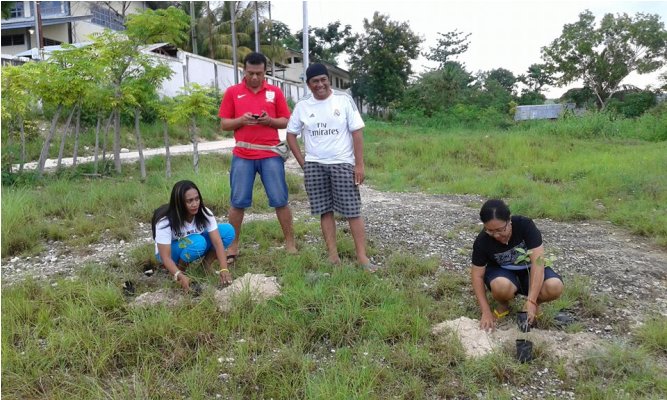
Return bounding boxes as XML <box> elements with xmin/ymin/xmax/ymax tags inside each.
<box><xmin>479</xmin><ymin>199</ymin><xmax>511</xmax><ymax>223</ymax></box>
<box><xmin>151</xmin><ymin>180</ymin><xmax>213</xmax><ymax>239</ymax></box>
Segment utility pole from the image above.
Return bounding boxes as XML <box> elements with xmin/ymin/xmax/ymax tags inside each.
<box><xmin>231</xmin><ymin>1</ymin><xmax>239</xmax><ymax>84</ymax></box>
<box><xmin>302</xmin><ymin>1</ymin><xmax>309</xmax><ymax>92</ymax></box>
<box><xmin>33</xmin><ymin>1</ymin><xmax>44</xmax><ymax>59</ymax></box>
<box><xmin>254</xmin><ymin>2</ymin><xmax>260</xmax><ymax>52</ymax></box>
<box><xmin>189</xmin><ymin>1</ymin><xmax>197</xmax><ymax>54</ymax></box>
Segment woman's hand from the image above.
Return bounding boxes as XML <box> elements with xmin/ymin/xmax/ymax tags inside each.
<box><xmin>479</xmin><ymin>310</ymin><xmax>496</xmax><ymax>332</ymax></box>
<box><xmin>177</xmin><ymin>273</ymin><xmax>191</xmax><ymax>292</ymax></box>
<box><xmin>219</xmin><ymin>269</ymin><xmax>232</xmax><ymax>286</ymax></box>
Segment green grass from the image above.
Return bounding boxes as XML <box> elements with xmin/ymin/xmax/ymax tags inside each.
<box><xmin>363</xmin><ymin>111</ymin><xmax>667</xmax><ymax>246</ymax></box>
<box><xmin>3</xmin><ymin>110</ymin><xmax>667</xmax><ymax>398</ymax></box>
<box><xmin>635</xmin><ymin>315</ymin><xmax>667</xmax><ymax>355</ymax></box>
<box><xmin>1</xmin><ymin>154</ymin><xmax>306</xmax><ymax>258</ymax></box>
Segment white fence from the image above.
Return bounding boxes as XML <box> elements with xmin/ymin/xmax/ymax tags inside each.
<box><xmin>148</xmin><ymin>47</ymin><xmax>308</xmax><ymax>102</ymax></box>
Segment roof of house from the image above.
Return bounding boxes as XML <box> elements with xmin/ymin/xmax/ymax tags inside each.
<box><xmin>1</xmin><ymin>14</ymin><xmax>92</xmax><ymax>30</ymax></box>
<box><xmin>514</xmin><ymin>104</ymin><xmax>575</xmax><ymax>121</ymax></box>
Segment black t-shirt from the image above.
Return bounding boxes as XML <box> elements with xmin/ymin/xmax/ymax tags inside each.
<box><xmin>471</xmin><ymin>215</ymin><xmax>543</xmax><ymax>268</ymax></box>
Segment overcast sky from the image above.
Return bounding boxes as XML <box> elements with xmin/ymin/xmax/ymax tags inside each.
<box><xmin>270</xmin><ymin>0</ymin><xmax>667</xmax><ymax>97</ymax></box>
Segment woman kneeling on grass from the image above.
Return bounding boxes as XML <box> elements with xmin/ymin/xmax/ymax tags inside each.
<box><xmin>471</xmin><ymin>199</ymin><xmax>564</xmax><ymax>331</ymax></box>
<box><xmin>152</xmin><ymin>180</ymin><xmax>235</xmax><ymax>292</ymax></box>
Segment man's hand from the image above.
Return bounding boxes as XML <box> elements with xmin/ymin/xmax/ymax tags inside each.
<box><xmin>354</xmin><ymin>164</ymin><xmax>365</xmax><ymax>185</ymax></box>
<box><xmin>243</xmin><ymin>112</ymin><xmax>259</xmax><ymax>125</ymax></box>
<box><xmin>256</xmin><ymin>111</ymin><xmax>272</xmax><ymax>126</ymax></box>
<box><xmin>479</xmin><ymin>310</ymin><xmax>496</xmax><ymax>332</ymax></box>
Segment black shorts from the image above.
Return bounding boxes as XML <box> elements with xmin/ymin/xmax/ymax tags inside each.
<box><xmin>484</xmin><ymin>266</ymin><xmax>562</xmax><ymax>296</ymax></box>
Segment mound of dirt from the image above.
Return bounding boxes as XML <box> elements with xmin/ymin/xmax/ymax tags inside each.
<box><xmin>130</xmin><ymin>273</ymin><xmax>281</xmax><ymax>311</ymax></box>
<box><xmin>432</xmin><ymin>316</ymin><xmax>603</xmax><ymax>368</ymax></box>
<box><xmin>214</xmin><ymin>273</ymin><xmax>281</xmax><ymax>312</ymax></box>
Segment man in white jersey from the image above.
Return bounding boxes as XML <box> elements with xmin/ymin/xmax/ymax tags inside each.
<box><xmin>286</xmin><ymin>63</ymin><xmax>378</xmax><ymax>272</ymax></box>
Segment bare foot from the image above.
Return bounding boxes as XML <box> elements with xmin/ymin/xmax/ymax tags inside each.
<box><xmin>328</xmin><ymin>256</ymin><xmax>341</xmax><ymax>265</ymax></box>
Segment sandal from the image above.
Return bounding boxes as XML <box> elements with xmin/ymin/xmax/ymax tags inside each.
<box><xmin>226</xmin><ymin>254</ymin><xmax>238</xmax><ymax>266</ymax></box>
<box><xmin>493</xmin><ymin>309</ymin><xmax>510</xmax><ymax>319</ymax></box>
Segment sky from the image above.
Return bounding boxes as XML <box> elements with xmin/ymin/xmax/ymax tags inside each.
<box><xmin>270</xmin><ymin>0</ymin><xmax>667</xmax><ymax>98</ymax></box>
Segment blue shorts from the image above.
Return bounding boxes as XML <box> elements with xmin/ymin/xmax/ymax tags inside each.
<box><xmin>230</xmin><ymin>155</ymin><xmax>288</xmax><ymax>208</ymax></box>
<box><xmin>155</xmin><ymin>223</ymin><xmax>235</xmax><ymax>265</ymax></box>
<box><xmin>484</xmin><ymin>266</ymin><xmax>562</xmax><ymax>296</ymax></box>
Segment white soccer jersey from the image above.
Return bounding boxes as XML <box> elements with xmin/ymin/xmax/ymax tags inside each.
<box><xmin>287</xmin><ymin>91</ymin><xmax>365</xmax><ymax>165</ymax></box>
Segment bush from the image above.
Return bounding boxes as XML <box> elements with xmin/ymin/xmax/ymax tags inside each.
<box><xmin>607</xmin><ymin>91</ymin><xmax>657</xmax><ymax>118</ymax></box>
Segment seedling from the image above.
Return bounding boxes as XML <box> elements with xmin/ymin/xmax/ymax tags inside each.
<box><xmin>514</xmin><ymin>247</ymin><xmax>554</xmax><ymax>267</ymax></box>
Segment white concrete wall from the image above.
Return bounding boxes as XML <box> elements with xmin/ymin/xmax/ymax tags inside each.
<box><xmin>151</xmin><ymin>49</ymin><xmax>307</xmax><ymax>102</ymax></box>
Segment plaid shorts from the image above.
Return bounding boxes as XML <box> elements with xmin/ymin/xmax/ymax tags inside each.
<box><xmin>304</xmin><ymin>162</ymin><xmax>361</xmax><ymax>217</ymax></box>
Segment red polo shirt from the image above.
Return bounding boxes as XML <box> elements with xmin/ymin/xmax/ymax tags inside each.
<box><xmin>218</xmin><ymin>79</ymin><xmax>291</xmax><ymax>159</ymax></box>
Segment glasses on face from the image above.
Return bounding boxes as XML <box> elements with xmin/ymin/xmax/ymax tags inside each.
<box><xmin>485</xmin><ymin>221</ymin><xmax>510</xmax><ymax>236</ymax></box>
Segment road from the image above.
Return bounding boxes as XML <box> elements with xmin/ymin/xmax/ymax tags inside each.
<box><xmin>13</xmin><ymin>130</ymin><xmax>287</xmax><ymax>171</ymax></box>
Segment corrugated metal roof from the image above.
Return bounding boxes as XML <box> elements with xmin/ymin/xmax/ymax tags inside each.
<box><xmin>514</xmin><ymin>104</ymin><xmax>575</xmax><ymax>121</ymax></box>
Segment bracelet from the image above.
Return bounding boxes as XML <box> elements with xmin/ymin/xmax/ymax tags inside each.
<box><xmin>527</xmin><ymin>298</ymin><xmax>538</xmax><ymax>306</ymax></box>
<box><xmin>173</xmin><ymin>270</ymin><xmax>182</xmax><ymax>282</ymax></box>
<box><xmin>219</xmin><ymin>268</ymin><xmax>229</xmax><ymax>274</ymax></box>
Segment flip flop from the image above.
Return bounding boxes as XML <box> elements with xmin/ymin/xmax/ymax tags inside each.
<box><xmin>493</xmin><ymin>309</ymin><xmax>510</xmax><ymax>319</ymax></box>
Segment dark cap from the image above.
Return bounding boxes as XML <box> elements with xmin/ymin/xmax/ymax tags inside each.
<box><xmin>306</xmin><ymin>63</ymin><xmax>329</xmax><ymax>83</ymax></box>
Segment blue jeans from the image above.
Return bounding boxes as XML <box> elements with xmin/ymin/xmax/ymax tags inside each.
<box><xmin>230</xmin><ymin>155</ymin><xmax>288</xmax><ymax>208</ymax></box>
<box><xmin>156</xmin><ymin>223</ymin><xmax>235</xmax><ymax>264</ymax></box>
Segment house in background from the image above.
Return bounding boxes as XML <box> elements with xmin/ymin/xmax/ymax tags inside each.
<box><xmin>1</xmin><ymin>1</ymin><xmax>146</xmax><ymax>57</ymax></box>
<box><xmin>277</xmin><ymin>48</ymin><xmax>352</xmax><ymax>92</ymax></box>
<box><xmin>514</xmin><ymin>103</ymin><xmax>577</xmax><ymax>121</ymax></box>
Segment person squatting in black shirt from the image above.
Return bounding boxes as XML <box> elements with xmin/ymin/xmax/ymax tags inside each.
<box><xmin>471</xmin><ymin>199</ymin><xmax>564</xmax><ymax>331</ymax></box>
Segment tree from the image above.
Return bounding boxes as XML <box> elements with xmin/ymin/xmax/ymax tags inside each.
<box><xmin>125</xmin><ymin>6</ymin><xmax>190</xmax><ymax>47</ymax></box>
<box><xmin>92</xmin><ymin>6</ymin><xmax>189</xmax><ymax>174</ymax></box>
<box><xmin>484</xmin><ymin>68</ymin><xmax>517</xmax><ymax>95</ymax></box>
<box><xmin>1</xmin><ymin>2</ymin><xmax>15</xmax><ymax>19</ymax></box>
<box><xmin>517</xmin><ymin>90</ymin><xmax>547</xmax><ymax>105</ymax></box>
<box><xmin>424</xmin><ymin>29</ymin><xmax>471</xmax><ymax>68</ymax></box>
<box><xmin>518</xmin><ymin>63</ymin><xmax>555</xmax><ymax>93</ymax></box>
<box><xmin>122</xmin><ymin>61</ymin><xmax>173</xmax><ymax>181</ymax></box>
<box><xmin>295</xmin><ymin>21</ymin><xmax>357</xmax><ymax>65</ymax></box>
<box><xmin>1</xmin><ymin>65</ymin><xmax>33</xmax><ymax>172</ymax></box>
<box><xmin>170</xmin><ymin>84</ymin><xmax>218</xmax><ymax>174</ymax></box>
<box><xmin>349</xmin><ymin>12</ymin><xmax>422</xmax><ymax>112</ymax></box>
<box><xmin>542</xmin><ymin>10</ymin><xmax>667</xmax><ymax>109</ymax></box>
<box><xmin>401</xmin><ymin>61</ymin><xmax>474</xmax><ymax>115</ymax></box>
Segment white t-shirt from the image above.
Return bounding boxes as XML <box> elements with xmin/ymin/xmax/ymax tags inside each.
<box><xmin>287</xmin><ymin>91</ymin><xmax>365</xmax><ymax>165</ymax></box>
<box><xmin>154</xmin><ymin>207</ymin><xmax>218</xmax><ymax>254</ymax></box>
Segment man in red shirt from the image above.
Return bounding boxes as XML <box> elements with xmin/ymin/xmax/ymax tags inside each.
<box><xmin>218</xmin><ymin>52</ymin><xmax>296</xmax><ymax>260</ymax></box>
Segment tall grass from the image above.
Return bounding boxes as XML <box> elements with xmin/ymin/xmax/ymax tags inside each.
<box><xmin>363</xmin><ymin>110</ymin><xmax>667</xmax><ymax>246</ymax></box>
<box><xmin>1</xmin><ymin>154</ymin><xmax>305</xmax><ymax>257</ymax></box>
